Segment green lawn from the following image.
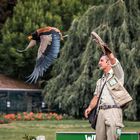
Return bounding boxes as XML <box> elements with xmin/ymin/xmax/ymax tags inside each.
<box><xmin>0</xmin><ymin>120</ymin><xmax>140</xmax><ymax>140</ymax></box>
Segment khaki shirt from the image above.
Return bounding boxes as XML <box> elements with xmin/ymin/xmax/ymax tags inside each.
<box><xmin>94</xmin><ymin>59</ymin><xmax>124</xmax><ymax>106</ymax></box>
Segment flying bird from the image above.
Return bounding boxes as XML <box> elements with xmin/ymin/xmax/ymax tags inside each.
<box><xmin>18</xmin><ymin>26</ymin><xmax>63</xmax><ymax>83</ymax></box>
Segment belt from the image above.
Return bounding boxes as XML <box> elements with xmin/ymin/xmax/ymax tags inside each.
<box><xmin>99</xmin><ymin>105</ymin><xmax>120</xmax><ymax>110</ymax></box>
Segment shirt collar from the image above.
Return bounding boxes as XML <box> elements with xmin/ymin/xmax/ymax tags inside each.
<box><xmin>108</xmin><ymin>69</ymin><xmax>113</xmax><ymax>75</ymax></box>
<box><xmin>102</xmin><ymin>69</ymin><xmax>114</xmax><ymax>80</ymax></box>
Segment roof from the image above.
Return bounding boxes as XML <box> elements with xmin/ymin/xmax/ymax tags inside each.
<box><xmin>0</xmin><ymin>74</ymin><xmax>41</xmax><ymax>92</ymax></box>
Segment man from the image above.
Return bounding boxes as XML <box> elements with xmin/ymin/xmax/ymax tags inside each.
<box><xmin>18</xmin><ymin>26</ymin><xmax>62</xmax><ymax>83</ymax></box>
<box><xmin>84</xmin><ymin>31</ymin><xmax>132</xmax><ymax>140</ymax></box>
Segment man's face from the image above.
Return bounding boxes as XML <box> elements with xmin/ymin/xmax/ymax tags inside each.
<box><xmin>98</xmin><ymin>55</ymin><xmax>110</xmax><ymax>70</ymax></box>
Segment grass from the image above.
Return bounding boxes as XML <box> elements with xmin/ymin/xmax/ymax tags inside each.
<box><xmin>0</xmin><ymin>120</ymin><xmax>140</xmax><ymax>140</ymax></box>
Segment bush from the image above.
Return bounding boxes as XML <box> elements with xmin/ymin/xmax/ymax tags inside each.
<box><xmin>0</xmin><ymin>112</ymin><xmax>63</xmax><ymax>123</ymax></box>
<box><xmin>0</xmin><ymin>117</ymin><xmax>10</xmax><ymax>124</ymax></box>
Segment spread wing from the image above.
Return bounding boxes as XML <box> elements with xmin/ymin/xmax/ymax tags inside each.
<box><xmin>26</xmin><ymin>33</ymin><xmax>60</xmax><ymax>83</ymax></box>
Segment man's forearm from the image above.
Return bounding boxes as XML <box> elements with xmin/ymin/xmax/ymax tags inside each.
<box><xmin>102</xmin><ymin>43</ymin><xmax>116</xmax><ymax>65</ymax></box>
<box><xmin>106</xmin><ymin>52</ymin><xmax>116</xmax><ymax>65</ymax></box>
<box><xmin>88</xmin><ymin>96</ymin><xmax>98</xmax><ymax>110</ymax></box>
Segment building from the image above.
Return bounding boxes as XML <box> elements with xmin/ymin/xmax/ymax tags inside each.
<box><xmin>0</xmin><ymin>74</ymin><xmax>42</xmax><ymax>113</ymax></box>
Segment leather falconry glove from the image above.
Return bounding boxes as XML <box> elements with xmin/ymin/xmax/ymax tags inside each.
<box><xmin>91</xmin><ymin>31</ymin><xmax>112</xmax><ymax>55</ymax></box>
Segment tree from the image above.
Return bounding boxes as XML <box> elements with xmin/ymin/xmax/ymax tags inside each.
<box><xmin>44</xmin><ymin>0</ymin><xmax>140</xmax><ymax>120</ymax></box>
<box><xmin>0</xmin><ymin>0</ymin><xmax>92</xmax><ymax>79</ymax></box>
<box><xmin>0</xmin><ymin>0</ymin><xmax>17</xmax><ymax>40</ymax></box>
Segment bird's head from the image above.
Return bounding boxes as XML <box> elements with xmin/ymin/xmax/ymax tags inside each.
<box><xmin>27</xmin><ymin>35</ymin><xmax>33</xmax><ymax>41</ymax></box>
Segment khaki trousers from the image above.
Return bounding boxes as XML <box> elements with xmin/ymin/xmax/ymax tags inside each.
<box><xmin>96</xmin><ymin>108</ymin><xmax>124</xmax><ymax>140</ymax></box>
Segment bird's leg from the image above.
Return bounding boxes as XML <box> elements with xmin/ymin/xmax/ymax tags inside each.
<box><xmin>26</xmin><ymin>40</ymin><xmax>36</xmax><ymax>50</ymax></box>
<box><xmin>17</xmin><ymin>40</ymin><xmax>36</xmax><ymax>53</ymax></box>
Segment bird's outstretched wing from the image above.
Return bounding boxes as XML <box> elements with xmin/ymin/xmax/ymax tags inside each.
<box><xmin>26</xmin><ymin>33</ymin><xmax>60</xmax><ymax>83</ymax></box>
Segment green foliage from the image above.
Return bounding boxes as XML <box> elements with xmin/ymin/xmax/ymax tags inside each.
<box><xmin>44</xmin><ymin>0</ymin><xmax>140</xmax><ymax>120</ymax></box>
<box><xmin>0</xmin><ymin>0</ymin><xmax>16</xmax><ymax>30</ymax></box>
<box><xmin>0</xmin><ymin>0</ymin><xmax>92</xmax><ymax>79</ymax></box>
<box><xmin>0</xmin><ymin>0</ymin><xmax>139</xmax><ymax>120</ymax></box>
<box><xmin>0</xmin><ymin>117</ymin><xmax>10</xmax><ymax>124</ymax></box>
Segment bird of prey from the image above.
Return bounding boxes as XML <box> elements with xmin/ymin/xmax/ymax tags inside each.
<box><xmin>18</xmin><ymin>26</ymin><xmax>63</xmax><ymax>83</ymax></box>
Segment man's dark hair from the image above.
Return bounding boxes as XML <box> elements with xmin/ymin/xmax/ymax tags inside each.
<box><xmin>100</xmin><ymin>53</ymin><xmax>109</xmax><ymax>62</ymax></box>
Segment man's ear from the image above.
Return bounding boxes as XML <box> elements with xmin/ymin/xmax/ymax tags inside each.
<box><xmin>107</xmin><ymin>60</ymin><xmax>111</xmax><ymax>65</ymax></box>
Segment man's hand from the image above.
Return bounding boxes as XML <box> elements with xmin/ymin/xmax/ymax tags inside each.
<box><xmin>84</xmin><ymin>107</ymin><xmax>92</xmax><ymax>118</ymax></box>
<box><xmin>85</xmin><ymin>96</ymin><xmax>98</xmax><ymax>118</ymax></box>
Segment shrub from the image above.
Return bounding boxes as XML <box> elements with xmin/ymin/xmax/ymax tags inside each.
<box><xmin>0</xmin><ymin>117</ymin><xmax>10</xmax><ymax>124</ymax></box>
<box><xmin>0</xmin><ymin>112</ymin><xmax>63</xmax><ymax>123</ymax></box>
